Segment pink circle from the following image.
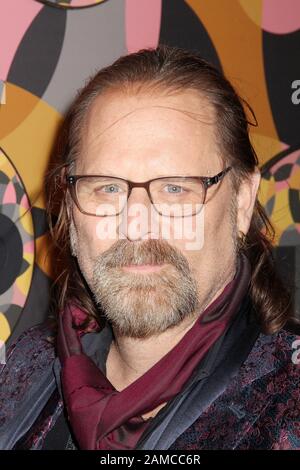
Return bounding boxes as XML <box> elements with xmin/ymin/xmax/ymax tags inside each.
<box><xmin>262</xmin><ymin>0</ymin><xmax>300</xmax><ymax>34</ymax></box>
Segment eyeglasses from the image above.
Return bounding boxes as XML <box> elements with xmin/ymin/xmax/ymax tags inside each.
<box><xmin>66</xmin><ymin>166</ymin><xmax>232</xmax><ymax>217</ymax></box>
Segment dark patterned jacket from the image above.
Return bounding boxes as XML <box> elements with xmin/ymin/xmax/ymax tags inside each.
<box><xmin>1</xmin><ymin>310</ymin><xmax>300</xmax><ymax>450</ymax></box>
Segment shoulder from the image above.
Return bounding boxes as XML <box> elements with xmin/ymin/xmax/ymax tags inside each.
<box><xmin>239</xmin><ymin>325</ymin><xmax>300</xmax><ymax>387</ymax></box>
<box><xmin>0</xmin><ymin>324</ymin><xmax>56</xmax><ymax>420</ymax></box>
<box><xmin>1</xmin><ymin>323</ymin><xmax>56</xmax><ymax>373</ymax></box>
<box><xmin>229</xmin><ymin>327</ymin><xmax>300</xmax><ymax>449</ymax></box>
<box><xmin>250</xmin><ymin>324</ymin><xmax>299</xmax><ymax>357</ymax></box>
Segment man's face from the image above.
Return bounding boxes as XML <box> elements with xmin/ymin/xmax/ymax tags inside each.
<box><xmin>69</xmin><ymin>89</ymin><xmax>238</xmax><ymax>338</ymax></box>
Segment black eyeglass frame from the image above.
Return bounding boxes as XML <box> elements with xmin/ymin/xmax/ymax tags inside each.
<box><xmin>65</xmin><ymin>166</ymin><xmax>232</xmax><ymax>217</ymax></box>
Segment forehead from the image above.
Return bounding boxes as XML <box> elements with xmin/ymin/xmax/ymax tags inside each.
<box><xmin>78</xmin><ymin>89</ymin><xmax>220</xmax><ymax>175</ymax></box>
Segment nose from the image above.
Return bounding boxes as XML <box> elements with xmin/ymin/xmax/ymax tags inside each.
<box><xmin>118</xmin><ymin>187</ymin><xmax>160</xmax><ymax>241</ymax></box>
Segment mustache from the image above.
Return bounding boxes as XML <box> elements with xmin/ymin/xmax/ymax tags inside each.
<box><xmin>93</xmin><ymin>239</ymin><xmax>191</xmax><ymax>273</ymax></box>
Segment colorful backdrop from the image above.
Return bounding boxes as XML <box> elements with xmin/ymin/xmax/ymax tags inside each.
<box><xmin>0</xmin><ymin>0</ymin><xmax>299</xmax><ymax>346</ymax></box>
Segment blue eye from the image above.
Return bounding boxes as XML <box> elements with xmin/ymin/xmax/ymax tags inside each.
<box><xmin>96</xmin><ymin>184</ymin><xmax>120</xmax><ymax>194</ymax></box>
<box><xmin>165</xmin><ymin>184</ymin><xmax>185</xmax><ymax>194</ymax></box>
<box><xmin>105</xmin><ymin>184</ymin><xmax>116</xmax><ymax>193</ymax></box>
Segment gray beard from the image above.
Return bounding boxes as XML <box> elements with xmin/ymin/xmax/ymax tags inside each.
<box><xmin>70</xmin><ymin>220</ymin><xmax>200</xmax><ymax>338</ymax></box>
<box><xmin>90</xmin><ymin>254</ymin><xmax>200</xmax><ymax>339</ymax></box>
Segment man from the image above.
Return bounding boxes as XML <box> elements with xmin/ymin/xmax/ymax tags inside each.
<box><xmin>1</xmin><ymin>45</ymin><xmax>299</xmax><ymax>450</ymax></box>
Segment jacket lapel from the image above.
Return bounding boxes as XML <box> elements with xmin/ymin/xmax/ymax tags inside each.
<box><xmin>137</xmin><ymin>297</ymin><xmax>265</xmax><ymax>450</ymax></box>
<box><xmin>193</xmin><ymin>341</ymin><xmax>277</xmax><ymax>450</ymax></box>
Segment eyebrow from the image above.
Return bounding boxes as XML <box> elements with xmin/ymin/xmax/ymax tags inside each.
<box><xmin>77</xmin><ymin>171</ymin><xmax>120</xmax><ymax>177</ymax></box>
<box><xmin>74</xmin><ymin>172</ymin><xmax>199</xmax><ymax>179</ymax></box>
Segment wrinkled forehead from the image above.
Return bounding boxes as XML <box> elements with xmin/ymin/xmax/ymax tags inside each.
<box><xmin>84</xmin><ymin>89</ymin><xmax>216</xmax><ymax>143</ymax></box>
<box><xmin>75</xmin><ymin>89</ymin><xmax>221</xmax><ymax>174</ymax></box>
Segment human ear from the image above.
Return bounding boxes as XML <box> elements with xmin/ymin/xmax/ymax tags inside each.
<box><xmin>236</xmin><ymin>167</ymin><xmax>261</xmax><ymax>235</ymax></box>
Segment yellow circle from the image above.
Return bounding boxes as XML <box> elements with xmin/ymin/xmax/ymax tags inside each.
<box><xmin>0</xmin><ymin>313</ymin><xmax>11</xmax><ymax>343</ymax></box>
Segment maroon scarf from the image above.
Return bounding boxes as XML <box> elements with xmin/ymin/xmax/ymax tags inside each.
<box><xmin>57</xmin><ymin>253</ymin><xmax>251</xmax><ymax>450</ymax></box>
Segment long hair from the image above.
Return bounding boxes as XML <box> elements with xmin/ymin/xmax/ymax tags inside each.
<box><xmin>45</xmin><ymin>44</ymin><xmax>295</xmax><ymax>335</ymax></box>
